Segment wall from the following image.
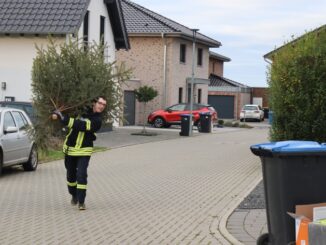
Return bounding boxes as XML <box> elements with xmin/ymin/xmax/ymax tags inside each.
<box><xmin>0</xmin><ymin>0</ymin><xmax>118</xmax><ymax>102</ymax></box>
<box><xmin>117</xmin><ymin>36</ymin><xmax>211</xmax><ymax>125</ymax></box>
<box><xmin>0</xmin><ymin>36</ymin><xmax>65</xmax><ymax>101</ymax></box>
<box><xmin>168</xmin><ymin>38</ymin><xmax>209</xmax><ymax>105</ymax></box>
<box><xmin>251</xmin><ymin>87</ymin><xmax>269</xmax><ymax>108</ymax></box>
<box><xmin>209</xmin><ymin>58</ymin><xmax>224</xmax><ymax>76</ymax></box>
<box><xmin>116</xmin><ymin>37</ymin><xmax>165</xmax><ymax>124</ymax></box>
<box><xmin>78</xmin><ymin>0</ymin><xmax>116</xmax><ymax>63</ymax></box>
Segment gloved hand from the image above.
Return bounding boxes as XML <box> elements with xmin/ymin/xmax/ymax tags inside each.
<box><xmin>51</xmin><ymin>109</ymin><xmax>64</xmax><ymax>120</ymax></box>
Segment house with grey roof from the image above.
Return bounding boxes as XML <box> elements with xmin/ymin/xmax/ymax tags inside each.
<box><xmin>207</xmin><ymin>51</ymin><xmax>251</xmax><ymax>119</ymax></box>
<box><xmin>116</xmin><ymin>0</ymin><xmax>221</xmax><ymax>125</ymax></box>
<box><xmin>0</xmin><ymin>0</ymin><xmax>129</xmax><ymax>102</ymax></box>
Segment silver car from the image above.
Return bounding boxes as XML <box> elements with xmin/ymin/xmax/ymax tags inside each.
<box><xmin>240</xmin><ymin>104</ymin><xmax>264</xmax><ymax>122</ymax></box>
<box><xmin>0</xmin><ymin>107</ymin><xmax>38</xmax><ymax>175</ymax></box>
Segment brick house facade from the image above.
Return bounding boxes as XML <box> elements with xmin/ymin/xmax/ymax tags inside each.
<box><xmin>116</xmin><ymin>0</ymin><xmax>221</xmax><ymax>125</ymax></box>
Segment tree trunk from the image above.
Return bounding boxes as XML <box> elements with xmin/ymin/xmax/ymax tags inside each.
<box><xmin>141</xmin><ymin>102</ymin><xmax>147</xmax><ymax>133</ymax></box>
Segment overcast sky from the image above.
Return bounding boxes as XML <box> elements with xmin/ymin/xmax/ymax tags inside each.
<box><xmin>132</xmin><ymin>0</ymin><xmax>326</xmax><ymax>87</ymax></box>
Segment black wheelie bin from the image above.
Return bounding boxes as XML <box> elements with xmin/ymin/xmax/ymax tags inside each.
<box><xmin>179</xmin><ymin>114</ymin><xmax>191</xmax><ymax>136</ymax></box>
<box><xmin>251</xmin><ymin>141</ymin><xmax>326</xmax><ymax>245</ymax></box>
<box><xmin>198</xmin><ymin>112</ymin><xmax>212</xmax><ymax>133</ymax></box>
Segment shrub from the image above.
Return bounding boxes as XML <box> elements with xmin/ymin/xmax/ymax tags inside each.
<box><xmin>31</xmin><ymin>38</ymin><xmax>130</xmax><ymax>150</ymax></box>
<box><xmin>268</xmin><ymin>27</ymin><xmax>326</xmax><ymax>142</ymax></box>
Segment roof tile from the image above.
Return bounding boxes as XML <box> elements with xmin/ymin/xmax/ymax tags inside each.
<box><xmin>0</xmin><ymin>0</ymin><xmax>90</xmax><ymax>34</ymax></box>
<box><xmin>121</xmin><ymin>0</ymin><xmax>220</xmax><ymax>47</ymax></box>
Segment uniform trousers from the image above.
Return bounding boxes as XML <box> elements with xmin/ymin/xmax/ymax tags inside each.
<box><xmin>64</xmin><ymin>155</ymin><xmax>90</xmax><ymax>204</ymax></box>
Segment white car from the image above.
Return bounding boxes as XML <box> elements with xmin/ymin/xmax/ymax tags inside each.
<box><xmin>0</xmin><ymin>107</ymin><xmax>38</xmax><ymax>175</ymax></box>
<box><xmin>240</xmin><ymin>104</ymin><xmax>264</xmax><ymax>122</ymax></box>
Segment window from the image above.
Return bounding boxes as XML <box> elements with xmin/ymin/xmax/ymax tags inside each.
<box><xmin>197</xmin><ymin>48</ymin><xmax>203</xmax><ymax>66</ymax></box>
<box><xmin>83</xmin><ymin>11</ymin><xmax>89</xmax><ymax>50</ymax></box>
<box><xmin>5</xmin><ymin>96</ymin><xmax>15</xmax><ymax>101</ymax></box>
<box><xmin>198</xmin><ymin>89</ymin><xmax>202</xmax><ymax>103</ymax></box>
<box><xmin>187</xmin><ymin>87</ymin><xmax>191</xmax><ymax>103</ymax></box>
<box><xmin>180</xmin><ymin>44</ymin><xmax>186</xmax><ymax>63</ymax></box>
<box><xmin>12</xmin><ymin>111</ymin><xmax>28</xmax><ymax>130</ymax></box>
<box><xmin>169</xmin><ymin>104</ymin><xmax>186</xmax><ymax>111</ymax></box>
<box><xmin>4</xmin><ymin>112</ymin><xmax>16</xmax><ymax>129</ymax></box>
<box><xmin>100</xmin><ymin>15</ymin><xmax>105</xmax><ymax>46</ymax></box>
<box><xmin>178</xmin><ymin>87</ymin><xmax>183</xmax><ymax>103</ymax></box>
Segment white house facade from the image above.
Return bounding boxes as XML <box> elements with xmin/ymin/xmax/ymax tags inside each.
<box><xmin>0</xmin><ymin>0</ymin><xmax>129</xmax><ymax>102</ymax></box>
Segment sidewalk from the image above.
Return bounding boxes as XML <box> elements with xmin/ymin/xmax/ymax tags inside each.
<box><xmin>227</xmin><ymin>181</ymin><xmax>267</xmax><ymax>244</ymax></box>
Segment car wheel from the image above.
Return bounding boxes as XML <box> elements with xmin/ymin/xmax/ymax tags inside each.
<box><xmin>23</xmin><ymin>144</ymin><xmax>38</xmax><ymax>171</ymax></box>
<box><xmin>153</xmin><ymin>117</ymin><xmax>165</xmax><ymax>128</ymax></box>
<box><xmin>257</xmin><ymin>233</ymin><xmax>269</xmax><ymax>245</ymax></box>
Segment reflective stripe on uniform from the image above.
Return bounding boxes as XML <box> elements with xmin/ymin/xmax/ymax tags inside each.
<box><xmin>67</xmin><ymin>181</ymin><xmax>77</xmax><ymax>187</ymax></box>
<box><xmin>75</xmin><ymin>132</ymin><xmax>85</xmax><ymax>149</ymax></box>
<box><xmin>86</xmin><ymin>119</ymin><xmax>91</xmax><ymax>131</ymax></box>
<box><xmin>68</xmin><ymin>118</ymin><xmax>74</xmax><ymax>128</ymax></box>
<box><xmin>63</xmin><ymin>145</ymin><xmax>93</xmax><ymax>156</ymax></box>
<box><xmin>77</xmin><ymin>184</ymin><xmax>87</xmax><ymax>190</ymax></box>
<box><xmin>63</xmin><ymin>128</ymin><xmax>73</xmax><ymax>154</ymax></box>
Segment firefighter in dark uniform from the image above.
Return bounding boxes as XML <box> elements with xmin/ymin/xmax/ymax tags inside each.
<box><xmin>52</xmin><ymin>96</ymin><xmax>107</xmax><ymax>210</ymax></box>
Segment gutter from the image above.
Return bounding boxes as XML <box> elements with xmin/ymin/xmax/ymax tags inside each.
<box><xmin>128</xmin><ymin>32</ymin><xmax>221</xmax><ymax>48</ymax></box>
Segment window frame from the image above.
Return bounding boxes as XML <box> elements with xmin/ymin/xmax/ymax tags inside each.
<box><xmin>197</xmin><ymin>88</ymin><xmax>202</xmax><ymax>103</ymax></box>
<box><xmin>4</xmin><ymin>111</ymin><xmax>16</xmax><ymax>130</ymax></box>
<box><xmin>178</xmin><ymin>87</ymin><xmax>183</xmax><ymax>103</ymax></box>
<box><xmin>180</xmin><ymin>44</ymin><xmax>186</xmax><ymax>63</ymax></box>
<box><xmin>100</xmin><ymin>15</ymin><xmax>105</xmax><ymax>46</ymax></box>
<box><xmin>83</xmin><ymin>11</ymin><xmax>90</xmax><ymax>50</ymax></box>
<box><xmin>197</xmin><ymin>48</ymin><xmax>203</xmax><ymax>66</ymax></box>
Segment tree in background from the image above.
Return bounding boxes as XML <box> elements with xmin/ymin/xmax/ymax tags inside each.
<box><xmin>268</xmin><ymin>27</ymin><xmax>326</xmax><ymax>142</ymax></box>
<box><xmin>134</xmin><ymin>85</ymin><xmax>158</xmax><ymax>134</ymax></box>
<box><xmin>32</xmin><ymin>38</ymin><xmax>130</xmax><ymax>150</ymax></box>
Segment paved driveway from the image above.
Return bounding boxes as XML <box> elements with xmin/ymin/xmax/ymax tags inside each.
<box><xmin>0</xmin><ymin>127</ymin><xmax>268</xmax><ymax>245</ymax></box>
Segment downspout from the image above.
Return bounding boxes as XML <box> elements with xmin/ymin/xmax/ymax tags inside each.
<box><xmin>162</xmin><ymin>33</ymin><xmax>167</xmax><ymax>108</ymax></box>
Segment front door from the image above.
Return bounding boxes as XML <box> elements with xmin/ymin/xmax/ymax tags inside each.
<box><xmin>124</xmin><ymin>91</ymin><xmax>136</xmax><ymax>125</ymax></box>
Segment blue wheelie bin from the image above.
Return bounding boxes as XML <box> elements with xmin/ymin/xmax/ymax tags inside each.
<box><xmin>251</xmin><ymin>141</ymin><xmax>326</xmax><ymax>245</ymax></box>
<box><xmin>268</xmin><ymin>111</ymin><xmax>274</xmax><ymax>124</ymax></box>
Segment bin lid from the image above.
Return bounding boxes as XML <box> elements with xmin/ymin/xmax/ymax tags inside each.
<box><xmin>251</xmin><ymin>140</ymin><xmax>326</xmax><ymax>157</ymax></box>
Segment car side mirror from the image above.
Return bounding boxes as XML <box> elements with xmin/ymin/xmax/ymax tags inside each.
<box><xmin>4</xmin><ymin>126</ymin><xmax>18</xmax><ymax>134</ymax></box>
<box><xmin>166</xmin><ymin>109</ymin><xmax>172</xmax><ymax>113</ymax></box>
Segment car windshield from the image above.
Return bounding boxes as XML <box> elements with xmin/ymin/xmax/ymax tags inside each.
<box><xmin>243</xmin><ymin>105</ymin><xmax>258</xmax><ymax>111</ymax></box>
<box><xmin>167</xmin><ymin>104</ymin><xmax>186</xmax><ymax>111</ymax></box>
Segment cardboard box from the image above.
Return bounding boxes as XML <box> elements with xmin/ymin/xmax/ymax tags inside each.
<box><xmin>288</xmin><ymin>202</ymin><xmax>326</xmax><ymax>245</ymax></box>
<box><xmin>308</xmin><ymin>223</ymin><xmax>326</xmax><ymax>245</ymax></box>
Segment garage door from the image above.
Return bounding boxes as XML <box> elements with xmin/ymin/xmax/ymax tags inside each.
<box><xmin>208</xmin><ymin>95</ymin><xmax>234</xmax><ymax>119</ymax></box>
<box><xmin>124</xmin><ymin>91</ymin><xmax>135</xmax><ymax>125</ymax></box>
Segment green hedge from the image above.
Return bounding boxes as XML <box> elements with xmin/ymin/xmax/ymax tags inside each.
<box><xmin>268</xmin><ymin>27</ymin><xmax>326</xmax><ymax>142</ymax></box>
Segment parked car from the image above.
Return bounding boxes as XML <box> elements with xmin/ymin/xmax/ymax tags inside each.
<box><xmin>148</xmin><ymin>103</ymin><xmax>218</xmax><ymax>128</ymax></box>
<box><xmin>0</xmin><ymin>101</ymin><xmax>37</xmax><ymax>124</ymax></box>
<box><xmin>0</xmin><ymin>107</ymin><xmax>38</xmax><ymax>175</ymax></box>
<box><xmin>240</xmin><ymin>104</ymin><xmax>264</xmax><ymax>122</ymax></box>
